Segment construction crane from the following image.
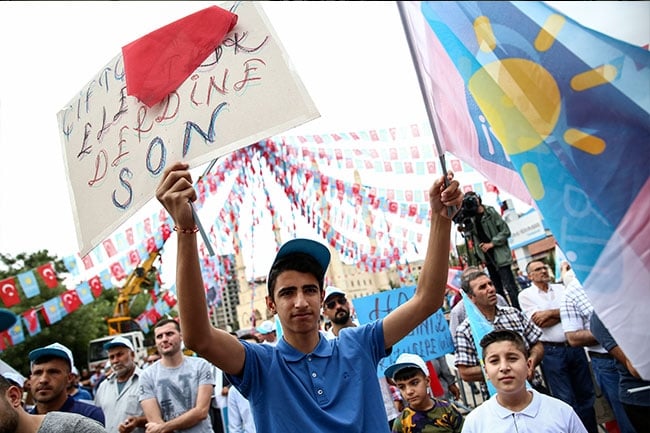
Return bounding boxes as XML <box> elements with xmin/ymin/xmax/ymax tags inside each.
<box><xmin>107</xmin><ymin>249</ymin><xmax>160</xmax><ymax>335</ymax></box>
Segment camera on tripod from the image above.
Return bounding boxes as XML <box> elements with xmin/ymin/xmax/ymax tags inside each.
<box><xmin>453</xmin><ymin>191</ymin><xmax>480</xmax><ymax>233</ymax></box>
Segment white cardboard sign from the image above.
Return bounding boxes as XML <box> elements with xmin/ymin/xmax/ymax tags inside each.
<box><xmin>57</xmin><ymin>2</ymin><xmax>319</xmax><ymax>256</ymax></box>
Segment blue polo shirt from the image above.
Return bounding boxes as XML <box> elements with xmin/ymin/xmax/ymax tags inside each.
<box><xmin>228</xmin><ymin>319</ymin><xmax>390</xmax><ymax>433</ymax></box>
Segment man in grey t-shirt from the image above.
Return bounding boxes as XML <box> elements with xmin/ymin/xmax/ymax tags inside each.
<box><xmin>1</xmin><ymin>374</ymin><xmax>105</xmax><ymax>433</ymax></box>
<box><xmin>139</xmin><ymin>318</ymin><xmax>215</xmax><ymax>433</ymax></box>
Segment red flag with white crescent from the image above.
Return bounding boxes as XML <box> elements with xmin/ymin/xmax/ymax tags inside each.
<box><xmin>88</xmin><ymin>276</ymin><xmax>103</xmax><ymax>298</ymax></box>
<box><xmin>61</xmin><ymin>290</ymin><xmax>82</xmax><ymax>314</ymax></box>
<box><xmin>110</xmin><ymin>262</ymin><xmax>127</xmax><ymax>280</ymax></box>
<box><xmin>36</xmin><ymin>263</ymin><xmax>58</xmax><ymax>289</ymax></box>
<box><xmin>22</xmin><ymin>308</ymin><xmax>41</xmax><ymax>336</ymax></box>
<box><xmin>0</xmin><ymin>277</ymin><xmax>20</xmax><ymax>307</ymax></box>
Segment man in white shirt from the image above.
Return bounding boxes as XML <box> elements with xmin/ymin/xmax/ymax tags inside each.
<box><xmin>518</xmin><ymin>260</ymin><xmax>597</xmax><ymax>433</ymax></box>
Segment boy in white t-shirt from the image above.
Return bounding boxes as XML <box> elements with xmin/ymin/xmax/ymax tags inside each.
<box><xmin>462</xmin><ymin>330</ymin><xmax>588</xmax><ymax>433</ymax></box>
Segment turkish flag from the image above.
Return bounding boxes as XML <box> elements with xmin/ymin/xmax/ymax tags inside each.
<box><xmin>146</xmin><ymin>237</ymin><xmax>157</xmax><ymax>253</ymax></box>
<box><xmin>80</xmin><ymin>253</ymin><xmax>94</xmax><ymax>270</ymax></box>
<box><xmin>102</xmin><ymin>239</ymin><xmax>118</xmax><ymax>257</ymax></box>
<box><xmin>125</xmin><ymin>227</ymin><xmax>135</xmax><ymax>246</ymax></box>
<box><xmin>61</xmin><ymin>290</ymin><xmax>82</xmax><ymax>313</ymax></box>
<box><xmin>128</xmin><ymin>250</ymin><xmax>141</xmax><ymax>266</ymax></box>
<box><xmin>22</xmin><ymin>308</ymin><xmax>41</xmax><ymax>336</ymax></box>
<box><xmin>161</xmin><ymin>223</ymin><xmax>172</xmax><ymax>241</ymax></box>
<box><xmin>162</xmin><ymin>291</ymin><xmax>177</xmax><ymax>307</ymax></box>
<box><xmin>110</xmin><ymin>262</ymin><xmax>127</xmax><ymax>280</ymax></box>
<box><xmin>88</xmin><ymin>276</ymin><xmax>103</xmax><ymax>298</ymax></box>
<box><xmin>0</xmin><ymin>277</ymin><xmax>20</xmax><ymax>307</ymax></box>
<box><xmin>36</xmin><ymin>263</ymin><xmax>58</xmax><ymax>289</ymax></box>
<box><xmin>146</xmin><ymin>308</ymin><xmax>162</xmax><ymax>324</ymax></box>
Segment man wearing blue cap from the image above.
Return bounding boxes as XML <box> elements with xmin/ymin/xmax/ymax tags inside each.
<box><xmin>28</xmin><ymin>342</ymin><xmax>105</xmax><ymax>425</ymax></box>
<box><xmin>156</xmin><ymin>162</ymin><xmax>462</xmax><ymax>433</ymax></box>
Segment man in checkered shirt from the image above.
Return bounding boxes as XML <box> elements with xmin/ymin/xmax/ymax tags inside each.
<box><xmin>560</xmin><ymin>266</ymin><xmax>635</xmax><ymax>433</ymax></box>
<box><xmin>454</xmin><ymin>270</ymin><xmax>545</xmax><ymax>396</ymax></box>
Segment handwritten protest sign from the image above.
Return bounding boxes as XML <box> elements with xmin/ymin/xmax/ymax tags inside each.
<box><xmin>57</xmin><ymin>2</ymin><xmax>319</xmax><ymax>256</ymax></box>
<box><xmin>353</xmin><ymin>285</ymin><xmax>454</xmax><ymax>378</ymax></box>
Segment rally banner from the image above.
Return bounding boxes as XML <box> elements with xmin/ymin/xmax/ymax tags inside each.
<box><xmin>353</xmin><ymin>285</ymin><xmax>454</xmax><ymax>378</ymax></box>
<box><xmin>57</xmin><ymin>1</ymin><xmax>319</xmax><ymax>256</ymax></box>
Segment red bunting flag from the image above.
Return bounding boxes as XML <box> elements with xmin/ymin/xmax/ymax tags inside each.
<box><xmin>36</xmin><ymin>263</ymin><xmax>58</xmax><ymax>289</ymax></box>
<box><xmin>88</xmin><ymin>276</ymin><xmax>103</xmax><ymax>298</ymax></box>
<box><xmin>110</xmin><ymin>262</ymin><xmax>127</xmax><ymax>280</ymax></box>
<box><xmin>61</xmin><ymin>290</ymin><xmax>82</xmax><ymax>314</ymax></box>
<box><xmin>162</xmin><ymin>291</ymin><xmax>177</xmax><ymax>308</ymax></box>
<box><xmin>22</xmin><ymin>308</ymin><xmax>41</xmax><ymax>336</ymax></box>
<box><xmin>80</xmin><ymin>253</ymin><xmax>94</xmax><ymax>270</ymax></box>
<box><xmin>102</xmin><ymin>239</ymin><xmax>118</xmax><ymax>258</ymax></box>
<box><xmin>0</xmin><ymin>277</ymin><xmax>20</xmax><ymax>307</ymax></box>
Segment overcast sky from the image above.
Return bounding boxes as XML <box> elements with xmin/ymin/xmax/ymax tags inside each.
<box><xmin>0</xmin><ymin>2</ymin><xmax>648</xmax><ymax>270</ymax></box>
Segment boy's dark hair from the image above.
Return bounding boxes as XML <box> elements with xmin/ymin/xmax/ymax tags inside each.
<box><xmin>461</xmin><ymin>270</ymin><xmax>488</xmax><ymax>295</ymax></box>
<box><xmin>267</xmin><ymin>253</ymin><xmax>325</xmax><ymax>298</ymax></box>
<box><xmin>154</xmin><ymin>317</ymin><xmax>180</xmax><ymax>331</ymax></box>
<box><xmin>393</xmin><ymin>366</ymin><xmax>426</xmax><ymax>382</ymax></box>
<box><xmin>479</xmin><ymin>329</ymin><xmax>529</xmax><ymax>360</ymax></box>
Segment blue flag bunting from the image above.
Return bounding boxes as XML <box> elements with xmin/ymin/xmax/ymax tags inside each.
<box><xmin>17</xmin><ymin>270</ymin><xmax>40</xmax><ymax>299</ymax></box>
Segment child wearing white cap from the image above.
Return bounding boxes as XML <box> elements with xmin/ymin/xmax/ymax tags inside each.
<box><xmin>385</xmin><ymin>353</ymin><xmax>464</xmax><ymax>433</ymax></box>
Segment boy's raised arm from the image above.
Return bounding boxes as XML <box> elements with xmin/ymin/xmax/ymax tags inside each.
<box><xmin>156</xmin><ymin>162</ymin><xmax>245</xmax><ymax>375</ymax></box>
<box><xmin>383</xmin><ymin>174</ymin><xmax>462</xmax><ymax>349</ymax></box>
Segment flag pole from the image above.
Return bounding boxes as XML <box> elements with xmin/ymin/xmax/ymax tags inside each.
<box><xmin>396</xmin><ymin>2</ymin><xmax>457</xmax><ymax>216</ymax></box>
<box><xmin>396</xmin><ymin>1</ymin><xmax>447</xmax><ymax>170</ymax></box>
<box><xmin>188</xmin><ymin>157</ymin><xmax>222</xmax><ymax>257</ymax></box>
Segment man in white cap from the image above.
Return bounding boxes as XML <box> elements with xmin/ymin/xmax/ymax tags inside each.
<box><xmin>28</xmin><ymin>342</ymin><xmax>105</xmax><ymax>425</ymax></box>
<box><xmin>95</xmin><ymin>336</ymin><xmax>147</xmax><ymax>433</ymax></box>
<box><xmin>255</xmin><ymin>320</ymin><xmax>278</xmax><ymax>346</ymax></box>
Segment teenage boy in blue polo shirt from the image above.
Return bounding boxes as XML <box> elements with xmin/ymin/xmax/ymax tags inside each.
<box><xmin>156</xmin><ymin>161</ymin><xmax>462</xmax><ymax>433</ymax></box>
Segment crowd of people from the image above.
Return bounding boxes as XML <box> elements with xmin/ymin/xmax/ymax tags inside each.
<box><xmin>1</xmin><ymin>171</ymin><xmax>648</xmax><ymax>433</ymax></box>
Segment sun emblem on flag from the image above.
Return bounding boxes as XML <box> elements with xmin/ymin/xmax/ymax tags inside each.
<box><xmin>467</xmin><ymin>13</ymin><xmax>612</xmax><ymax>200</ymax></box>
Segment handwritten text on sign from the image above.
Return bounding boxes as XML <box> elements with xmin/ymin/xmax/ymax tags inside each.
<box><xmin>353</xmin><ymin>285</ymin><xmax>454</xmax><ymax>378</ymax></box>
<box><xmin>57</xmin><ymin>1</ymin><xmax>319</xmax><ymax>256</ymax></box>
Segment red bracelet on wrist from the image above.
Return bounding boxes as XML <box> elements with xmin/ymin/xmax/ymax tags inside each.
<box><xmin>173</xmin><ymin>225</ymin><xmax>199</xmax><ymax>234</ymax></box>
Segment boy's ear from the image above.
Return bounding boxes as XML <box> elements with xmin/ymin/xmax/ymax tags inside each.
<box><xmin>265</xmin><ymin>295</ymin><xmax>276</xmax><ymax>314</ymax></box>
<box><xmin>6</xmin><ymin>385</ymin><xmax>23</xmax><ymax>408</ymax></box>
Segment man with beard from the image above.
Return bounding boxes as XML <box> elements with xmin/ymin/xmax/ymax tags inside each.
<box><xmin>321</xmin><ymin>286</ymin><xmax>358</xmax><ymax>339</ymax></box>
<box><xmin>321</xmin><ymin>286</ymin><xmax>400</xmax><ymax>429</ymax></box>
<box><xmin>139</xmin><ymin>318</ymin><xmax>215</xmax><ymax>433</ymax></box>
<box><xmin>28</xmin><ymin>342</ymin><xmax>105</xmax><ymax>426</ymax></box>
<box><xmin>0</xmin><ymin>375</ymin><xmax>106</xmax><ymax>433</ymax></box>
<box><xmin>95</xmin><ymin>336</ymin><xmax>147</xmax><ymax>433</ymax></box>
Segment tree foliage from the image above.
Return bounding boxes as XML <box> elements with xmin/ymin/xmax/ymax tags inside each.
<box><xmin>0</xmin><ymin>250</ymin><xmax>152</xmax><ymax>376</ymax></box>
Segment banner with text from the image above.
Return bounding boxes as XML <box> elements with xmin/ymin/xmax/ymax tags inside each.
<box><xmin>353</xmin><ymin>285</ymin><xmax>454</xmax><ymax>378</ymax></box>
<box><xmin>57</xmin><ymin>1</ymin><xmax>319</xmax><ymax>256</ymax></box>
